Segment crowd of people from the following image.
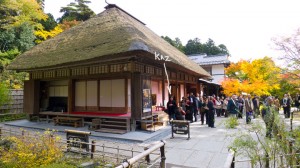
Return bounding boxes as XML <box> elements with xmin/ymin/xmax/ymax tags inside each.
<box><xmin>166</xmin><ymin>92</ymin><xmax>300</xmax><ymax>128</ymax></box>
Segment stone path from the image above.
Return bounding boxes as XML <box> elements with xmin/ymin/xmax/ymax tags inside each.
<box><xmin>1</xmin><ymin>116</ymin><xmax>264</xmax><ymax>168</ymax></box>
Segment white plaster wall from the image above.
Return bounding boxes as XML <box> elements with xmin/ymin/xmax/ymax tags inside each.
<box><xmin>212</xmin><ymin>64</ymin><xmax>226</xmax><ymax>84</ymax></box>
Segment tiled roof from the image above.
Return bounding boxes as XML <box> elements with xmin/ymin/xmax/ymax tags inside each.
<box><xmin>188</xmin><ymin>54</ymin><xmax>230</xmax><ymax>65</ymax></box>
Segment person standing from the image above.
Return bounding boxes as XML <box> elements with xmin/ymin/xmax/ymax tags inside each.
<box><xmin>180</xmin><ymin>97</ymin><xmax>187</xmax><ymax>112</ymax></box>
<box><xmin>215</xmin><ymin>96</ymin><xmax>222</xmax><ymax>117</ymax></box>
<box><xmin>200</xmin><ymin>97</ymin><xmax>208</xmax><ymax>125</ymax></box>
<box><xmin>263</xmin><ymin>96</ymin><xmax>275</xmax><ymax>138</ymax></box>
<box><xmin>273</xmin><ymin>96</ymin><xmax>280</xmax><ymax>113</ymax></box>
<box><xmin>167</xmin><ymin>96</ymin><xmax>177</xmax><ymax>120</ymax></box>
<box><xmin>237</xmin><ymin>95</ymin><xmax>244</xmax><ymax>118</ymax></box>
<box><xmin>222</xmin><ymin>97</ymin><xmax>229</xmax><ymax>117</ymax></box>
<box><xmin>252</xmin><ymin>95</ymin><xmax>260</xmax><ymax>119</ymax></box>
<box><xmin>188</xmin><ymin>92</ymin><xmax>197</xmax><ymax>122</ymax></box>
<box><xmin>185</xmin><ymin>99</ymin><xmax>193</xmax><ymax>123</ymax></box>
<box><xmin>282</xmin><ymin>93</ymin><xmax>291</xmax><ymax>118</ymax></box>
<box><xmin>245</xmin><ymin>94</ymin><xmax>254</xmax><ymax>124</ymax></box>
<box><xmin>207</xmin><ymin>96</ymin><xmax>215</xmax><ymax>128</ymax></box>
<box><xmin>227</xmin><ymin>94</ymin><xmax>238</xmax><ymax>117</ymax></box>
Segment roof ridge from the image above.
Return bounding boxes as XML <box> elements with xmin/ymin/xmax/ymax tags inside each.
<box><xmin>104</xmin><ymin>4</ymin><xmax>146</xmax><ymax>25</ymax></box>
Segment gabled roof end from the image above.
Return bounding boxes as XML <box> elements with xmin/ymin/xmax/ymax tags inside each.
<box><xmin>105</xmin><ymin>4</ymin><xmax>146</xmax><ymax>25</ymax></box>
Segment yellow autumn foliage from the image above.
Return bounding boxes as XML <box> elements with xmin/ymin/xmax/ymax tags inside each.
<box><xmin>2</xmin><ymin>0</ymin><xmax>48</xmax><ymax>29</ymax></box>
<box><xmin>0</xmin><ymin>130</ymin><xmax>64</xmax><ymax>168</ymax></box>
<box><xmin>35</xmin><ymin>25</ymin><xmax>63</xmax><ymax>44</ymax></box>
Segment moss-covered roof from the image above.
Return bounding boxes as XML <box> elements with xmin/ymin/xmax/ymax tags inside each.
<box><xmin>8</xmin><ymin>5</ymin><xmax>210</xmax><ymax>77</ymax></box>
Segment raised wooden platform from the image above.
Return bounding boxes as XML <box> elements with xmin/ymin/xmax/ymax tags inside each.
<box><xmin>53</xmin><ymin>116</ymin><xmax>83</xmax><ymax>128</ymax></box>
<box><xmin>38</xmin><ymin>112</ymin><xmax>130</xmax><ymax>134</ymax></box>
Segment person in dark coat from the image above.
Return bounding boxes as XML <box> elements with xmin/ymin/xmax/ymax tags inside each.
<box><xmin>185</xmin><ymin>99</ymin><xmax>193</xmax><ymax>123</ymax></box>
<box><xmin>188</xmin><ymin>92</ymin><xmax>197</xmax><ymax>122</ymax></box>
<box><xmin>227</xmin><ymin>94</ymin><xmax>238</xmax><ymax>117</ymax></box>
<box><xmin>167</xmin><ymin>96</ymin><xmax>177</xmax><ymax>120</ymax></box>
<box><xmin>282</xmin><ymin>93</ymin><xmax>291</xmax><ymax>118</ymax></box>
<box><xmin>252</xmin><ymin>95</ymin><xmax>260</xmax><ymax>119</ymax></box>
<box><xmin>175</xmin><ymin>107</ymin><xmax>185</xmax><ymax>120</ymax></box>
<box><xmin>207</xmin><ymin>96</ymin><xmax>215</xmax><ymax>128</ymax></box>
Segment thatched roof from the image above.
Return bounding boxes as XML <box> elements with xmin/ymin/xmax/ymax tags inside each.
<box><xmin>8</xmin><ymin>4</ymin><xmax>210</xmax><ymax>77</ymax></box>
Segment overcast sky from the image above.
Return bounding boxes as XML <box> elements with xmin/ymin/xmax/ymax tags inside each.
<box><xmin>44</xmin><ymin>0</ymin><xmax>300</xmax><ymax>63</ymax></box>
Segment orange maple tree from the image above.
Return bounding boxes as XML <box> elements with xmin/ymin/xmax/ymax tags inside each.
<box><xmin>221</xmin><ymin>57</ymin><xmax>281</xmax><ymax>96</ymax></box>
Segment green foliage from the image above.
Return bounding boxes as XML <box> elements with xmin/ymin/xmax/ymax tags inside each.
<box><xmin>39</xmin><ymin>13</ymin><xmax>57</xmax><ymax>31</ymax></box>
<box><xmin>224</xmin><ymin>116</ymin><xmax>238</xmax><ymax>129</ymax></box>
<box><xmin>14</xmin><ymin>23</ymin><xmax>35</xmax><ymax>52</ymax></box>
<box><xmin>0</xmin><ymin>82</ymin><xmax>10</xmax><ymax>107</ymax></box>
<box><xmin>229</xmin><ymin>109</ymin><xmax>299</xmax><ymax>167</ymax></box>
<box><xmin>0</xmin><ymin>23</ymin><xmax>35</xmax><ymax>53</ymax></box>
<box><xmin>161</xmin><ymin>36</ymin><xmax>185</xmax><ymax>53</ymax></box>
<box><xmin>58</xmin><ymin>0</ymin><xmax>95</xmax><ymax>23</ymax></box>
<box><xmin>39</xmin><ymin>163</ymin><xmax>76</xmax><ymax>168</ymax></box>
<box><xmin>162</xmin><ymin>36</ymin><xmax>230</xmax><ymax>56</ymax></box>
<box><xmin>0</xmin><ymin>113</ymin><xmax>27</xmax><ymax>122</ymax></box>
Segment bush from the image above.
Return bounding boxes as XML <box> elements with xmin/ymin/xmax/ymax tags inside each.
<box><xmin>0</xmin><ymin>82</ymin><xmax>10</xmax><ymax>107</ymax></box>
<box><xmin>224</xmin><ymin>116</ymin><xmax>239</xmax><ymax>129</ymax></box>
<box><xmin>0</xmin><ymin>130</ymin><xmax>65</xmax><ymax>168</ymax></box>
<box><xmin>0</xmin><ymin>113</ymin><xmax>26</xmax><ymax>122</ymax></box>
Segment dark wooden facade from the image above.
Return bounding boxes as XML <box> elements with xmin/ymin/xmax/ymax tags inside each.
<box><xmin>24</xmin><ymin>56</ymin><xmax>200</xmax><ymax>126</ymax></box>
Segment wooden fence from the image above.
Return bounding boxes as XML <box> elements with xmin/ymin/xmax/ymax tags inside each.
<box><xmin>0</xmin><ymin>89</ymin><xmax>23</xmax><ymax>114</ymax></box>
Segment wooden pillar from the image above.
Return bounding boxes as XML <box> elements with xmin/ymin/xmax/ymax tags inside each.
<box><xmin>24</xmin><ymin>80</ymin><xmax>40</xmax><ymax>115</ymax></box>
<box><xmin>131</xmin><ymin>72</ymin><xmax>142</xmax><ymax>120</ymax></box>
<box><xmin>68</xmin><ymin>79</ymin><xmax>74</xmax><ymax>113</ymax></box>
<box><xmin>196</xmin><ymin>78</ymin><xmax>200</xmax><ymax>95</ymax></box>
<box><xmin>162</xmin><ymin>78</ymin><xmax>165</xmax><ymax>106</ymax></box>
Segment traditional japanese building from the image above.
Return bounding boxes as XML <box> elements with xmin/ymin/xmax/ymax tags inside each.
<box><xmin>8</xmin><ymin>4</ymin><xmax>211</xmax><ymax>133</ymax></box>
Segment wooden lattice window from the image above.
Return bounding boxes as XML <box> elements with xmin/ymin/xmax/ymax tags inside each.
<box><xmin>31</xmin><ymin>72</ymin><xmax>43</xmax><ymax>79</ymax></box>
<box><xmin>135</xmin><ymin>64</ymin><xmax>144</xmax><ymax>73</ymax></box>
<box><xmin>56</xmin><ymin>69</ymin><xmax>69</xmax><ymax>77</ymax></box>
<box><xmin>44</xmin><ymin>71</ymin><xmax>55</xmax><ymax>78</ymax></box>
<box><xmin>155</xmin><ymin>68</ymin><xmax>162</xmax><ymax>76</ymax></box>
<box><xmin>146</xmin><ymin>66</ymin><xmax>154</xmax><ymax>74</ymax></box>
<box><xmin>72</xmin><ymin>67</ymin><xmax>88</xmax><ymax>76</ymax></box>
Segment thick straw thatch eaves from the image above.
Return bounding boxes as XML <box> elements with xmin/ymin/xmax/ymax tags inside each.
<box><xmin>8</xmin><ymin>5</ymin><xmax>210</xmax><ymax>77</ymax></box>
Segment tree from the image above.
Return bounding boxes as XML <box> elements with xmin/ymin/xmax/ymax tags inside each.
<box><xmin>273</xmin><ymin>28</ymin><xmax>300</xmax><ymax>72</ymax></box>
<box><xmin>39</xmin><ymin>13</ymin><xmax>57</xmax><ymax>31</ymax></box>
<box><xmin>184</xmin><ymin>38</ymin><xmax>203</xmax><ymax>55</ymax></box>
<box><xmin>0</xmin><ymin>23</ymin><xmax>35</xmax><ymax>53</ymax></box>
<box><xmin>58</xmin><ymin>0</ymin><xmax>95</xmax><ymax>23</ymax></box>
<box><xmin>161</xmin><ymin>36</ymin><xmax>184</xmax><ymax>53</ymax></box>
<box><xmin>221</xmin><ymin>57</ymin><xmax>281</xmax><ymax>96</ymax></box>
<box><xmin>273</xmin><ymin>28</ymin><xmax>300</xmax><ymax>92</ymax></box>
<box><xmin>0</xmin><ymin>0</ymin><xmax>48</xmax><ymax>29</ymax></box>
<box><xmin>218</xmin><ymin>44</ymin><xmax>230</xmax><ymax>55</ymax></box>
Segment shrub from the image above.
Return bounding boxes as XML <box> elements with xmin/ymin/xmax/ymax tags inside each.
<box><xmin>0</xmin><ymin>130</ymin><xmax>65</xmax><ymax>168</ymax></box>
<box><xmin>224</xmin><ymin>116</ymin><xmax>239</xmax><ymax>129</ymax></box>
<box><xmin>0</xmin><ymin>82</ymin><xmax>10</xmax><ymax>107</ymax></box>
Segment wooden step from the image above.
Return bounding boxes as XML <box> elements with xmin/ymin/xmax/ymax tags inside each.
<box><xmin>100</xmin><ymin>124</ymin><xmax>127</xmax><ymax>129</ymax></box>
<box><xmin>101</xmin><ymin>120</ymin><xmax>127</xmax><ymax>124</ymax></box>
<box><xmin>95</xmin><ymin>128</ymin><xmax>127</xmax><ymax>134</ymax></box>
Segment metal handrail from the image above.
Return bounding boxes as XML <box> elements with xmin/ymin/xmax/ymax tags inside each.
<box><xmin>115</xmin><ymin>140</ymin><xmax>166</xmax><ymax>168</ymax></box>
<box><xmin>224</xmin><ymin>149</ymin><xmax>235</xmax><ymax>168</ymax></box>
